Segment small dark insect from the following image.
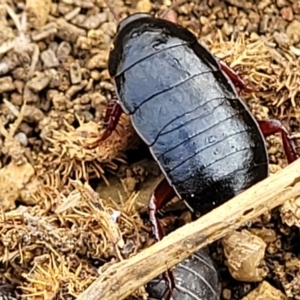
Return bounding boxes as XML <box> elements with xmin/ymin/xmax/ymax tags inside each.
<box><xmin>91</xmin><ymin>1</ymin><xmax>299</xmax><ymax>299</ymax></box>
<box><xmin>146</xmin><ymin>248</ymin><xmax>220</xmax><ymax>300</ymax></box>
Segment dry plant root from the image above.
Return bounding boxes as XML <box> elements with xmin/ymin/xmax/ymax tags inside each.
<box><xmin>0</xmin><ymin>97</ymin><xmax>41</xmax><ymax>211</ymax></box>
<box><xmin>0</xmin><ymin>97</ymin><xmax>28</xmax><ymax>165</ymax></box>
<box><xmin>0</xmin><ymin>4</ymin><xmax>39</xmax><ymax>78</ymax></box>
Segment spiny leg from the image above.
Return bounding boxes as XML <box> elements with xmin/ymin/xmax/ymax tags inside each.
<box><xmin>148</xmin><ymin>178</ymin><xmax>177</xmax><ymax>300</ymax></box>
<box><xmin>219</xmin><ymin>60</ymin><xmax>257</xmax><ymax>93</ymax></box>
<box><xmin>86</xmin><ymin>99</ymin><xmax>123</xmax><ymax>148</ymax></box>
<box><xmin>258</xmin><ymin>119</ymin><xmax>299</xmax><ymax>164</ymax></box>
<box><xmin>149</xmin><ymin>178</ymin><xmax>177</xmax><ymax>241</ymax></box>
<box><xmin>101</xmin><ymin>99</ymin><xmax>123</xmax><ymax>141</ymax></box>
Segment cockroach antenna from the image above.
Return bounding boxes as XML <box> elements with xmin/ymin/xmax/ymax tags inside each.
<box><xmin>102</xmin><ymin>0</ymin><xmax>120</xmax><ymax>23</ymax></box>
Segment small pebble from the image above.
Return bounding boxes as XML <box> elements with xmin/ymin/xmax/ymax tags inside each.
<box><xmin>286</xmin><ymin>20</ymin><xmax>300</xmax><ymax>43</ymax></box>
<box><xmin>70</xmin><ymin>61</ymin><xmax>82</xmax><ymax>85</ymax></box>
<box><xmin>14</xmin><ymin>132</ymin><xmax>28</xmax><ymax>147</ymax></box>
<box><xmin>27</xmin><ymin>74</ymin><xmax>52</xmax><ymax>93</ymax></box>
<box><xmin>136</xmin><ymin>0</ymin><xmax>152</xmax><ymax>13</ymax></box>
<box><xmin>222</xmin><ymin>230</ymin><xmax>267</xmax><ymax>282</ymax></box>
<box><xmin>56</xmin><ymin>42</ymin><xmax>72</xmax><ymax>62</ymax></box>
<box><xmin>86</xmin><ymin>52</ymin><xmax>107</xmax><ymax>69</ymax></box>
<box><xmin>23</xmin><ymin>106</ymin><xmax>45</xmax><ymax>123</ymax></box>
<box><xmin>276</xmin><ymin>0</ymin><xmax>288</xmax><ymax>8</ymax></box>
<box><xmin>41</xmin><ymin>49</ymin><xmax>60</xmax><ymax>68</ymax></box>
<box><xmin>10</xmin><ymin>93</ymin><xmax>23</xmax><ymax>106</ymax></box>
<box><xmin>222</xmin><ymin>22</ymin><xmax>233</xmax><ymax>36</ymax></box>
<box><xmin>274</xmin><ymin>31</ymin><xmax>291</xmax><ymax>48</ymax></box>
<box><xmin>280</xmin><ymin>6</ymin><xmax>294</xmax><ymax>21</ymax></box>
<box><xmin>242</xmin><ymin>281</ymin><xmax>287</xmax><ymax>300</ymax></box>
<box><xmin>222</xmin><ymin>288</ymin><xmax>232</xmax><ymax>300</ymax></box>
<box><xmin>0</xmin><ymin>76</ymin><xmax>15</xmax><ymax>93</ymax></box>
<box><xmin>81</xmin><ymin>13</ymin><xmax>107</xmax><ymax>29</ymax></box>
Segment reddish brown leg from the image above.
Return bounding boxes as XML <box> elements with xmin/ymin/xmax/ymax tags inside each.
<box><xmin>100</xmin><ymin>99</ymin><xmax>123</xmax><ymax>141</ymax></box>
<box><xmin>148</xmin><ymin>178</ymin><xmax>177</xmax><ymax>300</ymax></box>
<box><xmin>86</xmin><ymin>100</ymin><xmax>123</xmax><ymax>148</ymax></box>
<box><xmin>258</xmin><ymin>120</ymin><xmax>299</xmax><ymax>164</ymax></box>
<box><xmin>219</xmin><ymin>60</ymin><xmax>257</xmax><ymax>93</ymax></box>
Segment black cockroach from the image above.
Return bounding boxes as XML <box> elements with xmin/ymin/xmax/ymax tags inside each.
<box><xmin>92</xmin><ymin>1</ymin><xmax>299</xmax><ymax>299</ymax></box>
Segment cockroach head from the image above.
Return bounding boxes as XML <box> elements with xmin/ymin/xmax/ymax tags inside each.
<box><xmin>117</xmin><ymin>13</ymin><xmax>151</xmax><ymax>32</ymax></box>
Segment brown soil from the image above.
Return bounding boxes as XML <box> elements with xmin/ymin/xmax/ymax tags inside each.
<box><xmin>0</xmin><ymin>0</ymin><xmax>300</xmax><ymax>299</ymax></box>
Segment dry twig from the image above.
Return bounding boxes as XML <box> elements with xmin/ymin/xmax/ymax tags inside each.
<box><xmin>77</xmin><ymin>158</ymin><xmax>300</xmax><ymax>300</ymax></box>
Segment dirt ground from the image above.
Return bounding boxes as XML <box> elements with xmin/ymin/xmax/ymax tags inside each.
<box><xmin>0</xmin><ymin>0</ymin><xmax>300</xmax><ymax>299</ymax></box>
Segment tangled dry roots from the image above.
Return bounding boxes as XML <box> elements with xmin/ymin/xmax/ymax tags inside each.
<box><xmin>0</xmin><ymin>181</ymin><xmax>147</xmax><ymax>299</ymax></box>
<box><xmin>36</xmin><ymin>113</ymin><xmax>140</xmax><ymax>186</ymax></box>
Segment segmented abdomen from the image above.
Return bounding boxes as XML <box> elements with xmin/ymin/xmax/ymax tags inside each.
<box><xmin>115</xmin><ymin>42</ymin><xmax>268</xmax><ymax>214</ymax></box>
